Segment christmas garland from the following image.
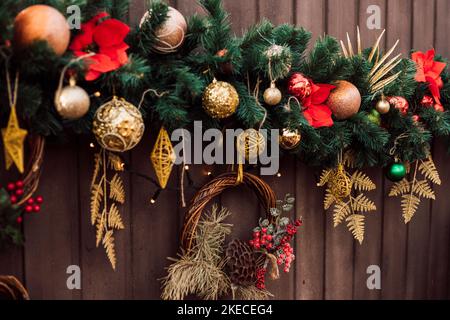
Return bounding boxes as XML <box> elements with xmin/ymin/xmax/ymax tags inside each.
<box><xmin>0</xmin><ymin>0</ymin><xmax>449</xmax><ymax>265</ymax></box>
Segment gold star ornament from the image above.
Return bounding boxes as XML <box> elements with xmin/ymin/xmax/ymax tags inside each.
<box><xmin>2</xmin><ymin>107</ymin><xmax>27</xmax><ymax>173</ymax></box>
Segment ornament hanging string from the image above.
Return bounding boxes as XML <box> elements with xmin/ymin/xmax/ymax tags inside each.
<box><xmin>56</xmin><ymin>53</ymin><xmax>96</xmax><ymax>96</ymax></box>
<box><xmin>389</xmin><ymin>132</ymin><xmax>409</xmax><ymax>161</ymax></box>
<box><xmin>137</xmin><ymin>89</ymin><xmax>169</xmax><ymax>110</ymax></box>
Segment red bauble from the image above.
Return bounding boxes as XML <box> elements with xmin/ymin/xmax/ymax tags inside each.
<box><xmin>387</xmin><ymin>96</ymin><xmax>409</xmax><ymax>115</ymax></box>
<box><xmin>421</xmin><ymin>95</ymin><xmax>434</xmax><ymax>107</ymax></box>
<box><xmin>288</xmin><ymin>73</ymin><xmax>312</xmax><ymax>100</ymax></box>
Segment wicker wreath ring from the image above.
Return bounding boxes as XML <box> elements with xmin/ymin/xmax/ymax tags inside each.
<box><xmin>181</xmin><ymin>172</ymin><xmax>276</xmax><ymax>251</ymax></box>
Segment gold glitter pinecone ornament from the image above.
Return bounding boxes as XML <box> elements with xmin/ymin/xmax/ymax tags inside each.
<box><xmin>92</xmin><ymin>97</ymin><xmax>145</xmax><ymax>152</ymax></box>
<box><xmin>225</xmin><ymin>239</ymin><xmax>257</xmax><ymax>286</ymax></box>
<box><xmin>202</xmin><ymin>78</ymin><xmax>239</xmax><ymax>119</ymax></box>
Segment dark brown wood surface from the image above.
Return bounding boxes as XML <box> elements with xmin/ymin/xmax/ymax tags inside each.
<box><xmin>0</xmin><ymin>0</ymin><xmax>449</xmax><ymax>300</ymax></box>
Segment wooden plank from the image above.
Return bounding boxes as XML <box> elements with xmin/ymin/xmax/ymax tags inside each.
<box><xmin>259</xmin><ymin>0</ymin><xmax>294</xmax><ymax>25</ymax></box>
<box><xmin>223</xmin><ymin>0</ymin><xmax>257</xmax><ymax>34</ymax></box>
<box><xmin>176</xmin><ymin>0</ymin><xmax>205</xmax><ymax>17</ymax></box>
<box><xmin>295</xmin><ymin>163</ymin><xmax>324</xmax><ymax>300</ymax></box>
<box><xmin>295</xmin><ymin>0</ymin><xmax>326</xmax><ymax>46</ymax></box>
<box><xmin>23</xmin><ymin>142</ymin><xmax>80</xmax><ymax>299</ymax></box>
<box><xmin>386</xmin><ymin>0</ymin><xmax>412</xmax><ymax>55</ymax></box>
<box><xmin>324</xmin><ymin>0</ymin><xmax>358</xmax><ymax>300</ymax></box>
<box><xmin>403</xmin><ymin>0</ymin><xmax>436</xmax><ymax>300</ymax></box>
<box><xmin>435</xmin><ymin>0</ymin><xmax>450</xmax><ymax>57</ymax></box>
<box><xmin>78</xmin><ymin>137</ymin><xmax>131</xmax><ymax>299</ymax></box>
<box><xmin>352</xmin><ymin>169</ymin><xmax>383</xmax><ymax>299</ymax></box>
<box><xmin>130</xmin><ymin>129</ymin><xmax>181</xmax><ymax>299</ymax></box>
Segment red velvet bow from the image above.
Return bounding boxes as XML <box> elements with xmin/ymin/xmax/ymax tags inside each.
<box><xmin>70</xmin><ymin>13</ymin><xmax>130</xmax><ymax>81</ymax></box>
<box><xmin>412</xmin><ymin>49</ymin><xmax>446</xmax><ymax>110</ymax></box>
<box><xmin>302</xmin><ymin>83</ymin><xmax>336</xmax><ymax>128</ymax></box>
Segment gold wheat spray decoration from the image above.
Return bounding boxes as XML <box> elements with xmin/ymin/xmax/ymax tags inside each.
<box><xmin>318</xmin><ymin>151</ymin><xmax>377</xmax><ymax>244</ymax></box>
<box><xmin>90</xmin><ymin>149</ymin><xmax>126</xmax><ymax>270</ymax></box>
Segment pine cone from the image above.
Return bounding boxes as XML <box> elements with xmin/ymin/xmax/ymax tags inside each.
<box><xmin>225</xmin><ymin>239</ymin><xmax>257</xmax><ymax>286</ymax></box>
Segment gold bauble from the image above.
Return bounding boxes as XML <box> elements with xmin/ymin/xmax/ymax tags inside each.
<box><xmin>375</xmin><ymin>99</ymin><xmax>390</xmax><ymax>114</ymax></box>
<box><xmin>327</xmin><ymin>80</ymin><xmax>361</xmax><ymax>120</ymax></box>
<box><xmin>92</xmin><ymin>97</ymin><xmax>145</xmax><ymax>152</ymax></box>
<box><xmin>236</xmin><ymin>129</ymin><xmax>266</xmax><ymax>160</ymax></box>
<box><xmin>279</xmin><ymin>128</ymin><xmax>301</xmax><ymax>150</ymax></box>
<box><xmin>141</xmin><ymin>7</ymin><xmax>187</xmax><ymax>54</ymax></box>
<box><xmin>55</xmin><ymin>80</ymin><xmax>90</xmax><ymax>120</ymax></box>
<box><xmin>14</xmin><ymin>5</ymin><xmax>70</xmax><ymax>56</ymax></box>
<box><xmin>202</xmin><ymin>79</ymin><xmax>239</xmax><ymax>119</ymax></box>
<box><xmin>263</xmin><ymin>83</ymin><xmax>282</xmax><ymax>106</ymax></box>
<box><xmin>329</xmin><ymin>164</ymin><xmax>352</xmax><ymax>200</ymax></box>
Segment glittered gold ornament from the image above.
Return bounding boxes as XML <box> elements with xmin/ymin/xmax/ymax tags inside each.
<box><xmin>327</xmin><ymin>80</ymin><xmax>361</xmax><ymax>120</ymax></box>
<box><xmin>92</xmin><ymin>97</ymin><xmax>145</xmax><ymax>152</ymax></box>
<box><xmin>263</xmin><ymin>82</ymin><xmax>282</xmax><ymax>106</ymax></box>
<box><xmin>375</xmin><ymin>99</ymin><xmax>390</xmax><ymax>114</ymax></box>
<box><xmin>151</xmin><ymin>127</ymin><xmax>176</xmax><ymax>189</ymax></box>
<box><xmin>279</xmin><ymin>128</ymin><xmax>301</xmax><ymax>150</ymax></box>
<box><xmin>2</xmin><ymin>107</ymin><xmax>27</xmax><ymax>173</ymax></box>
<box><xmin>328</xmin><ymin>163</ymin><xmax>352</xmax><ymax>200</ymax></box>
<box><xmin>54</xmin><ymin>77</ymin><xmax>90</xmax><ymax>120</ymax></box>
<box><xmin>236</xmin><ymin>129</ymin><xmax>266</xmax><ymax>161</ymax></box>
<box><xmin>202</xmin><ymin>78</ymin><xmax>239</xmax><ymax>119</ymax></box>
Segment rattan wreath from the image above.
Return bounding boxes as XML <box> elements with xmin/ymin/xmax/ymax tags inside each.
<box><xmin>181</xmin><ymin>172</ymin><xmax>276</xmax><ymax>251</ymax></box>
<box><xmin>0</xmin><ymin>276</ymin><xmax>29</xmax><ymax>300</ymax></box>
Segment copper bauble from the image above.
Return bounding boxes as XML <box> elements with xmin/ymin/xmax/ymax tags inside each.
<box><xmin>55</xmin><ymin>81</ymin><xmax>90</xmax><ymax>120</ymax></box>
<box><xmin>13</xmin><ymin>5</ymin><xmax>70</xmax><ymax>56</ymax></box>
<box><xmin>326</xmin><ymin>80</ymin><xmax>361</xmax><ymax>120</ymax></box>
<box><xmin>263</xmin><ymin>83</ymin><xmax>282</xmax><ymax>106</ymax></box>
<box><xmin>202</xmin><ymin>79</ymin><xmax>239</xmax><ymax>119</ymax></box>
<box><xmin>375</xmin><ymin>99</ymin><xmax>390</xmax><ymax>114</ymax></box>
<box><xmin>141</xmin><ymin>7</ymin><xmax>187</xmax><ymax>54</ymax></box>
<box><xmin>279</xmin><ymin>129</ymin><xmax>301</xmax><ymax>150</ymax></box>
<box><xmin>92</xmin><ymin>97</ymin><xmax>145</xmax><ymax>152</ymax></box>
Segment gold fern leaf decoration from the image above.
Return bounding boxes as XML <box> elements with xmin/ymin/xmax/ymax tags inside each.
<box><xmin>318</xmin><ymin>161</ymin><xmax>377</xmax><ymax>243</ymax></box>
<box><xmin>89</xmin><ymin>149</ymin><xmax>126</xmax><ymax>270</ymax></box>
<box><xmin>108</xmin><ymin>153</ymin><xmax>125</xmax><ymax>172</ymax></box>
<box><xmin>346</xmin><ymin>214</ymin><xmax>365</xmax><ymax>244</ymax></box>
<box><xmin>352</xmin><ymin>171</ymin><xmax>376</xmax><ymax>192</ymax></box>
<box><xmin>389</xmin><ymin>156</ymin><xmax>440</xmax><ymax>224</ymax></box>
<box><xmin>110</xmin><ymin>174</ymin><xmax>125</xmax><ymax>204</ymax></box>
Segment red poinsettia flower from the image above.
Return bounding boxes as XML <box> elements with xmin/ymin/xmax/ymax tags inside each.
<box><xmin>412</xmin><ymin>49</ymin><xmax>446</xmax><ymax>110</ymax></box>
<box><xmin>302</xmin><ymin>83</ymin><xmax>336</xmax><ymax>128</ymax></box>
<box><xmin>70</xmin><ymin>12</ymin><xmax>130</xmax><ymax>81</ymax></box>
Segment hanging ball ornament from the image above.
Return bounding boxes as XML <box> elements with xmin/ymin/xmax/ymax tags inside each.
<box><xmin>92</xmin><ymin>97</ymin><xmax>145</xmax><ymax>152</ymax></box>
<box><xmin>54</xmin><ymin>77</ymin><xmax>90</xmax><ymax>120</ymax></box>
<box><xmin>141</xmin><ymin>7</ymin><xmax>187</xmax><ymax>54</ymax></box>
<box><xmin>387</xmin><ymin>96</ymin><xmax>409</xmax><ymax>115</ymax></box>
<box><xmin>202</xmin><ymin>78</ymin><xmax>239</xmax><ymax>119</ymax></box>
<box><xmin>367</xmin><ymin>109</ymin><xmax>381</xmax><ymax>126</ymax></box>
<box><xmin>376</xmin><ymin>98</ymin><xmax>390</xmax><ymax>114</ymax></box>
<box><xmin>13</xmin><ymin>5</ymin><xmax>70</xmax><ymax>56</ymax></box>
<box><xmin>326</xmin><ymin>80</ymin><xmax>361</xmax><ymax>120</ymax></box>
<box><xmin>386</xmin><ymin>163</ymin><xmax>407</xmax><ymax>182</ymax></box>
<box><xmin>263</xmin><ymin>82</ymin><xmax>282</xmax><ymax>106</ymax></box>
<box><xmin>236</xmin><ymin>129</ymin><xmax>266</xmax><ymax>161</ymax></box>
<box><xmin>287</xmin><ymin>73</ymin><xmax>312</xmax><ymax>100</ymax></box>
<box><xmin>279</xmin><ymin>128</ymin><xmax>301</xmax><ymax>150</ymax></box>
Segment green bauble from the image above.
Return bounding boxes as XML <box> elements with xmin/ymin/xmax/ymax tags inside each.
<box><xmin>367</xmin><ymin>109</ymin><xmax>381</xmax><ymax>126</ymax></box>
<box><xmin>386</xmin><ymin>163</ymin><xmax>407</xmax><ymax>182</ymax></box>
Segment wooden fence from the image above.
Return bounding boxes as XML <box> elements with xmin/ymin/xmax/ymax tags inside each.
<box><xmin>0</xmin><ymin>0</ymin><xmax>450</xmax><ymax>299</ymax></box>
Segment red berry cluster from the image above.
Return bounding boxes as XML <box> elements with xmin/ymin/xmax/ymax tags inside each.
<box><xmin>249</xmin><ymin>227</ymin><xmax>274</xmax><ymax>250</ymax></box>
<box><xmin>276</xmin><ymin>243</ymin><xmax>295</xmax><ymax>272</ymax></box>
<box><xmin>256</xmin><ymin>268</ymin><xmax>267</xmax><ymax>290</ymax></box>
<box><xmin>5</xmin><ymin>180</ymin><xmax>44</xmax><ymax>224</ymax></box>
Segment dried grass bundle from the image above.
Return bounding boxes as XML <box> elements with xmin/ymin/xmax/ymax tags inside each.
<box><xmin>161</xmin><ymin>205</ymin><xmax>232</xmax><ymax>300</ymax></box>
<box><xmin>232</xmin><ymin>285</ymin><xmax>273</xmax><ymax>300</ymax></box>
